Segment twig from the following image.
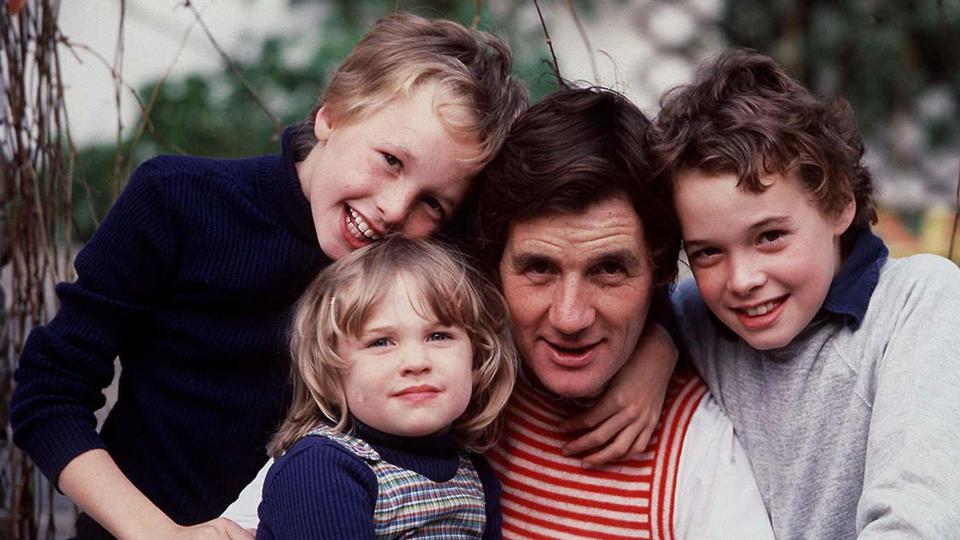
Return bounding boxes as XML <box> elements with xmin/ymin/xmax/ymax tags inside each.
<box><xmin>472</xmin><ymin>0</ymin><xmax>481</xmax><ymax>29</ymax></box>
<box><xmin>124</xmin><ymin>15</ymin><xmax>201</xmax><ymax>178</ymax></box>
<box><xmin>565</xmin><ymin>0</ymin><xmax>598</xmax><ymax>83</ymax></box>
<box><xmin>532</xmin><ymin>0</ymin><xmax>562</xmax><ymax>82</ymax></box>
<box><xmin>182</xmin><ymin>0</ymin><xmax>283</xmax><ymax>137</ymax></box>
<box><xmin>111</xmin><ymin>0</ymin><xmax>126</xmax><ymax>199</ymax></box>
<box><xmin>60</xmin><ymin>39</ymin><xmax>185</xmax><ymax>154</ymax></box>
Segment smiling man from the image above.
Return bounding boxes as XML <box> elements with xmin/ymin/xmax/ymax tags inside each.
<box><xmin>475</xmin><ymin>86</ymin><xmax>774</xmax><ymax>539</ymax></box>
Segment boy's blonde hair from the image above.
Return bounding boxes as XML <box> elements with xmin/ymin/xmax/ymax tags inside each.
<box><xmin>290</xmin><ymin>11</ymin><xmax>528</xmax><ymax>166</ymax></box>
<box><xmin>269</xmin><ymin>235</ymin><xmax>517</xmax><ymax>457</ymax></box>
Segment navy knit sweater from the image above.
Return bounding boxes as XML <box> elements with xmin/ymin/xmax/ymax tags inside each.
<box><xmin>256</xmin><ymin>421</ymin><xmax>502</xmax><ymax>539</ymax></box>
<box><xmin>10</xmin><ymin>129</ymin><xmax>331</xmax><ymax>531</ymax></box>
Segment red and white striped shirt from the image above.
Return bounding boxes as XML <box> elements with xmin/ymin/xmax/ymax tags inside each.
<box><xmin>487</xmin><ymin>371</ymin><xmax>706</xmax><ymax>540</ymax></box>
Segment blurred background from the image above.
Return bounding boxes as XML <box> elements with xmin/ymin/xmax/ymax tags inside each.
<box><xmin>3</xmin><ymin>0</ymin><xmax>959</xmax><ymax>537</ymax></box>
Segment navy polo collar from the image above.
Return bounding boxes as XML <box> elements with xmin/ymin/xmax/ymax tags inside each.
<box><xmin>820</xmin><ymin>227</ymin><xmax>889</xmax><ymax>328</ymax></box>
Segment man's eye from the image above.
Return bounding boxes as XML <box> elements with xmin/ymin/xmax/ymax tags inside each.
<box><xmin>527</xmin><ymin>261</ymin><xmax>552</xmax><ymax>275</ymax></box>
<box><xmin>382</xmin><ymin>152</ymin><xmax>401</xmax><ymax>168</ymax></box>
<box><xmin>596</xmin><ymin>261</ymin><xmax>626</xmax><ymax>275</ymax></box>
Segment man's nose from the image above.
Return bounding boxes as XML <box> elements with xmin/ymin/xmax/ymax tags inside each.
<box><xmin>548</xmin><ymin>275</ymin><xmax>596</xmax><ymax>335</ymax></box>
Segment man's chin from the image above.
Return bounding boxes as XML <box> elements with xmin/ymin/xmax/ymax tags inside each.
<box><xmin>535</xmin><ymin>373</ymin><xmax>606</xmax><ymax>399</ymax></box>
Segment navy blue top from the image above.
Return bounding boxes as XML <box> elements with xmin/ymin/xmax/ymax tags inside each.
<box><xmin>10</xmin><ymin>129</ymin><xmax>332</xmax><ymax>527</ymax></box>
<box><xmin>256</xmin><ymin>421</ymin><xmax>502</xmax><ymax>539</ymax></box>
<box><xmin>820</xmin><ymin>228</ymin><xmax>889</xmax><ymax>327</ymax></box>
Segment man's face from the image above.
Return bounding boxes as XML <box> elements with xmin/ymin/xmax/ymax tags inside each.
<box><xmin>498</xmin><ymin>195</ymin><xmax>654</xmax><ymax>398</ymax></box>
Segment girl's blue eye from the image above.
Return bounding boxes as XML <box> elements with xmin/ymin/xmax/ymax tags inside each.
<box><xmin>427</xmin><ymin>331</ymin><xmax>452</xmax><ymax>342</ymax></box>
<box><xmin>368</xmin><ymin>338</ymin><xmax>391</xmax><ymax>348</ymax></box>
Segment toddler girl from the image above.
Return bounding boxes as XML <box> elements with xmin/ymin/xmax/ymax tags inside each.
<box><xmin>255</xmin><ymin>235</ymin><xmax>517</xmax><ymax>539</ymax></box>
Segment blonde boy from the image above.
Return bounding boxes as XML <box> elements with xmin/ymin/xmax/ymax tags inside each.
<box><xmin>11</xmin><ymin>12</ymin><xmax>525</xmax><ymax>539</ymax></box>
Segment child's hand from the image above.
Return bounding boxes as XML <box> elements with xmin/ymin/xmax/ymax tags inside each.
<box><xmin>559</xmin><ymin>323</ymin><xmax>677</xmax><ymax>468</ymax></box>
<box><xmin>164</xmin><ymin>517</ymin><xmax>255</xmax><ymax>540</ymax></box>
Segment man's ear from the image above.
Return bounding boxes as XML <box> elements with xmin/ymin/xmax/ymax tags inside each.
<box><xmin>313</xmin><ymin>106</ymin><xmax>333</xmax><ymax>142</ymax></box>
<box><xmin>834</xmin><ymin>196</ymin><xmax>856</xmax><ymax>235</ymax></box>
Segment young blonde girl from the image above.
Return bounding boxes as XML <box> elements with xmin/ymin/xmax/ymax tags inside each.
<box><xmin>256</xmin><ymin>235</ymin><xmax>517</xmax><ymax>539</ymax></box>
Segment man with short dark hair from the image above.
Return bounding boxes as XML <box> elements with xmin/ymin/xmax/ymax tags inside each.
<box><xmin>477</xmin><ymin>86</ymin><xmax>773</xmax><ymax>538</ymax></box>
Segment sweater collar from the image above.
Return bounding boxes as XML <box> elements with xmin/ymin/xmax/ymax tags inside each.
<box><xmin>256</xmin><ymin>127</ymin><xmax>319</xmax><ymax>247</ymax></box>
<box><xmin>351</xmin><ymin>417</ymin><xmax>459</xmax><ymax>458</ymax></box>
<box><xmin>820</xmin><ymin>227</ymin><xmax>888</xmax><ymax>328</ymax></box>
<box><xmin>349</xmin><ymin>417</ymin><xmax>461</xmax><ymax>482</ymax></box>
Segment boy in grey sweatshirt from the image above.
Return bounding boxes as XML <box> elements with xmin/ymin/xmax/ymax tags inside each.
<box><xmin>655</xmin><ymin>49</ymin><xmax>960</xmax><ymax>539</ymax></box>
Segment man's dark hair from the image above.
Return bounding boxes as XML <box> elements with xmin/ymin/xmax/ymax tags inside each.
<box><xmin>475</xmin><ymin>85</ymin><xmax>681</xmax><ymax>317</ymax></box>
<box><xmin>655</xmin><ymin>49</ymin><xmax>877</xmax><ymax>244</ymax></box>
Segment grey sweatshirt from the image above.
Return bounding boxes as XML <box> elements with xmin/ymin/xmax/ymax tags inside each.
<box><xmin>673</xmin><ymin>252</ymin><xmax>960</xmax><ymax>539</ymax></box>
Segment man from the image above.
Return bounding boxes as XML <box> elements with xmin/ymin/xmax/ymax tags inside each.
<box><xmin>222</xmin><ymin>87</ymin><xmax>773</xmax><ymax>539</ymax></box>
<box><xmin>475</xmin><ymin>86</ymin><xmax>773</xmax><ymax>539</ymax></box>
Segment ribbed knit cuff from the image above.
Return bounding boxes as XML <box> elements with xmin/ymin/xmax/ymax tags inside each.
<box><xmin>14</xmin><ymin>415</ymin><xmax>107</xmax><ymax>488</ymax></box>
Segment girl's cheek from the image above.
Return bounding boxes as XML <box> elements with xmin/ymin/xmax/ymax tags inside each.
<box><xmin>401</xmin><ymin>211</ymin><xmax>441</xmax><ymax>239</ymax></box>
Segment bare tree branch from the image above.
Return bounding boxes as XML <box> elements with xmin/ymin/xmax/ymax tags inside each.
<box><xmin>565</xmin><ymin>0</ymin><xmax>598</xmax><ymax>83</ymax></box>
<box><xmin>182</xmin><ymin>0</ymin><xmax>283</xmax><ymax>139</ymax></box>
<box><xmin>533</xmin><ymin>0</ymin><xmax>562</xmax><ymax>83</ymax></box>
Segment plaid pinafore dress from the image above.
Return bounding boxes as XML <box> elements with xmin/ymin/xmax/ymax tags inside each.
<box><xmin>306</xmin><ymin>425</ymin><xmax>488</xmax><ymax>538</ymax></box>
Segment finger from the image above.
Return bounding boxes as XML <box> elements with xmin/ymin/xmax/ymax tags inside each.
<box><xmin>559</xmin><ymin>395</ymin><xmax>626</xmax><ymax>433</ymax></box>
<box><xmin>562</xmin><ymin>406</ymin><xmax>638</xmax><ymax>456</ymax></box>
<box><xmin>221</xmin><ymin>519</ymin><xmax>255</xmax><ymax>540</ymax></box>
<box><xmin>623</xmin><ymin>424</ymin><xmax>657</xmax><ymax>461</ymax></box>
<box><xmin>579</xmin><ymin>420</ymin><xmax>651</xmax><ymax>468</ymax></box>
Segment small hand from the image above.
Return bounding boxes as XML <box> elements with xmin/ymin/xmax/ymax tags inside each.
<box><xmin>560</xmin><ymin>323</ymin><xmax>678</xmax><ymax>468</ymax></box>
<box><xmin>158</xmin><ymin>517</ymin><xmax>255</xmax><ymax>540</ymax></box>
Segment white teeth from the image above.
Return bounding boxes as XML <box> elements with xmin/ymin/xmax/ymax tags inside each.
<box><xmin>346</xmin><ymin>208</ymin><xmax>381</xmax><ymax>241</ymax></box>
<box><xmin>745</xmin><ymin>300</ymin><xmax>779</xmax><ymax>316</ymax></box>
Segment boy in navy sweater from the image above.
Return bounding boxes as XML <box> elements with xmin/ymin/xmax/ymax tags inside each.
<box><xmin>11</xmin><ymin>12</ymin><xmax>526</xmax><ymax>539</ymax></box>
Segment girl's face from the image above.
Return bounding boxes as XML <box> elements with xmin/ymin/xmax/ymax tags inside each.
<box><xmin>339</xmin><ymin>274</ymin><xmax>474</xmax><ymax>437</ymax></box>
<box><xmin>297</xmin><ymin>82</ymin><xmax>482</xmax><ymax>260</ymax></box>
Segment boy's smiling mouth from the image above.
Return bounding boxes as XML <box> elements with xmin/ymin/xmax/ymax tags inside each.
<box><xmin>732</xmin><ymin>295</ymin><xmax>788</xmax><ymax>329</ymax></box>
<box><xmin>344</xmin><ymin>205</ymin><xmax>382</xmax><ymax>244</ymax></box>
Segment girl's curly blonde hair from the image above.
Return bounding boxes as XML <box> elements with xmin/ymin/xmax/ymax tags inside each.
<box><xmin>268</xmin><ymin>235</ymin><xmax>517</xmax><ymax>456</ymax></box>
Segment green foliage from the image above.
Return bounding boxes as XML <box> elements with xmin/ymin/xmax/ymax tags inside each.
<box><xmin>721</xmin><ymin>0</ymin><xmax>960</xmax><ymax>146</ymax></box>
